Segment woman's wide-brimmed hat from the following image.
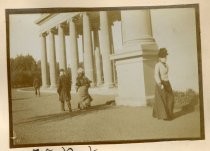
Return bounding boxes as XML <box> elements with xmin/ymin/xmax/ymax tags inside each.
<box><xmin>59</xmin><ymin>68</ymin><xmax>65</xmax><ymax>72</ymax></box>
<box><xmin>77</xmin><ymin>67</ymin><xmax>84</xmax><ymax>74</ymax></box>
<box><xmin>158</xmin><ymin>48</ymin><xmax>168</xmax><ymax>58</ymax></box>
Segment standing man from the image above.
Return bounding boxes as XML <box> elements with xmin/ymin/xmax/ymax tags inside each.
<box><xmin>57</xmin><ymin>69</ymin><xmax>72</xmax><ymax>112</ymax></box>
<box><xmin>33</xmin><ymin>76</ymin><xmax>41</xmax><ymax>96</ymax></box>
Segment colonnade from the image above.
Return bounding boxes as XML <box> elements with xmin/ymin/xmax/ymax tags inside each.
<box><xmin>39</xmin><ymin>12</ymin><xmax>115</xmax><ymax>88</ymax></box>
<box><xmin>37</xmin><ymin>9</ymin><xmax>158</xmax><ymax>106</ymax></box>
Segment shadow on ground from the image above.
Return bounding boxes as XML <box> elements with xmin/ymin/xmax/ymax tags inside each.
<box><xmin>12</xmin><ymin>97</ymin><xmax>32</xmax><ymax>101</ymax></box>
<box><xmin>12</xmin><ymin>94</ymin><xmax>55</xmax><ymax>101</ymax></box>
<box><xmin>14</xmin><ymin>100</ymin><xmax>116</xmax><ymax>126</ymax></box>
<box><xmin>12</xmin><ymin>109</ymin><xmax>30</xmax><ymax>113</ymax></box>
<box><xmin>173</xmin><ymin>95</ymin><xmax>199</xmax><ymax>119</ymax></box>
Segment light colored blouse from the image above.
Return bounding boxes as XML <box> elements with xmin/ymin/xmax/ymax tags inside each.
<box><xmin>154</xmin><ymin>61</ymin><xmax>169</xmax><ymax>84</ymax></box>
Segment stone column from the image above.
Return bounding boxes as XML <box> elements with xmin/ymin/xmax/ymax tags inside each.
<box><xmin>83</xmin><ymin>12</ymin><xmax>95</xmax><ymax>85</ymax></box>
<box><xmin>110</xmin><ymin>10</ymin><xmax>158</xmax><ymax>106</ymax></box>
<box><xmin>48</xmin><ymin>29</ymin><xmax>57</xmax><ymax>88</ymax></box>
<box><xmin>58</xmin><ymin>23</ymin><xmax>67</xmax><ymax>70</ymax></box>
<box><xmin>99</xmin><ymin>11</ymin><xmax>114</xmax><ymax>88</ymax></box>
<box><xmin>69</xmin><ymin>18</ymin><xmax>79</xmax><ymax>86</ymax></box>
<box><xmin>95</xmin><ymin>47</ymin><xmax>103</xmax><ymax>86</ymax></box>
<box><xmin>111</xmin><ymin>20</ymin><xmax>123</xmax><ymax>53</ymax></box>
<box><xmin>40</xmin><ymin>33</ymin><xmax>49</xmax><ymax>88</ymax></box>
<box><xmin>121</xmin><ymin>10</ymin><xmax>154</xmax><ymax>48</ymax></box>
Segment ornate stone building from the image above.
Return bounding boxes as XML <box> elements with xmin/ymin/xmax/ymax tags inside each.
<box><xmin>35</xmin><ymin>8</ymin><xmax>198</xmax><ymax>106</ymax></box>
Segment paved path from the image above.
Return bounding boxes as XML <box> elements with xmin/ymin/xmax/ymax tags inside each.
<box><xmin>11</xmin><ymin>89</ymin><xmax>201</xmax><ymax>145</ymax></box>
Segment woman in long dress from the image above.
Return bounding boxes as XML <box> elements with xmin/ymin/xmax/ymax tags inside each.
<box><xmin>76</xmin><ymin>68</ymin><xmax>93</xmax><ymax>110</ymax></box>
<box><xmin>153</xmin><ymin>48</ymin><xmax>174</xmax><ymax>120</ymax></box>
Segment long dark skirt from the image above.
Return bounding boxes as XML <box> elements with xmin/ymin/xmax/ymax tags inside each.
<box><xmin>153</xmin><ymin>81</ymin><xmax>174</xmax><ymax>120</ymax></box>
<box><xmin>77</xmin><ymin>85</ymin><xmax>92</xmax><ymax>109</ymax></box>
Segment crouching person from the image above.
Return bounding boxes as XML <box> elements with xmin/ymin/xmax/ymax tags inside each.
<box><xmin>76</xmin><ymin>68</ymin><xmax>93</xmax><ymax>110</ymax></box>
<box><xmin>57</xmin><ymin>69</ymin><xmax>72</xmax><ymax>112</ymax></box>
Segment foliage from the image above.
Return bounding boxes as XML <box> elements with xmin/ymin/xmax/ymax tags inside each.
<box><xmin>147</xmin><ymin>89</ymin><xmax>199</xmax><ymax>109</ymax></box>
<box><xmin>10</xmin><ymin>54</ymin><xmax>41</xmax><ymax>88</ymax></box>
<box><xmin>173</xmin><ymin>89</ymin><xmax>199</xmax><ymax>108</ymax></box>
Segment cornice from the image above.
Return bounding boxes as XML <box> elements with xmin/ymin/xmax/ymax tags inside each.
<box><xmin>34</xmin><ymin>13</ymin><xmax>58</xmax><ymax>25</ymax></box>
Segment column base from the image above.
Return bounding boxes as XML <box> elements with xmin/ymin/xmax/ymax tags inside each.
<box><xmin>50</xmin><ymin>84</ymin><xmax>57</xmax><ymax>89</ymax></box>
<box><xmin>96</xmin><ymin>81</ymin><xmax>103</xmax><ymax>87</ymax></box>
<box><xmin>113</xmin><ymin>57</ymin><xmax>147</xmax><ymax>106</ymax></box>
<box><xmin>102</xmin><ymin>83</ymin><xmax>114</xmax><ymax>89</ymax></box>
<box><xmin>110</xmin><ymin>42</ymin><xmax>158</xmax><ymax>107</ymax></box>
<box><xmin>41</xmin><ymin>85</ymin><xmax>49</xmax><ymax>89</ymax></box>
<box><xmin>90</xmin><ymin>82</ymin><xmax>96</xmax><ymax>88</ymax></box>
<box><xmin>71</xmin><ymin>85</ymin><xmax>77</xmax><ymax>93</ymax></box>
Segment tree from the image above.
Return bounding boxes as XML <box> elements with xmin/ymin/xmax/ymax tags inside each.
<box><xmin>10</xmin><ymin>54</ymin><xmax>41</xmax><ymax>88</ymax></box>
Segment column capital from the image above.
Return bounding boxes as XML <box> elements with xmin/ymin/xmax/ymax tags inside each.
<box><xmin>67</xmin><ymin>15</ymin><xmax>80</xmax><ymax>25</ymax></box>
<box><xmin>82</xmin><ymin>12</ymin><xmax>89</xmax><ymax>16</ymax></box>
<box><xmin>108</xmin><ymin>11</ymin><xmax>121</xmax><ymax>26</ymax></box>
<box><xmin>73</xmin><ymin>15</ymin><xmax>81</xmax><ymax>23</ymax></box>
<box><xmin>58</xmin><ymin>22</ymin><xmax>67</xmax><ymax>28</ymax></box>
<box><xmin>92</xmin><ymin>22</ymin><xmax>100</xmax><ymax>31</ymax></box>
<box><xmin>39</xmin><ymin>32</ymin><xmax>48</xmax><ymax>37</ymax></box>
<box><xmin>47</xmin><ymin>28</ymin><xmax>57</xmax><ymax>35</ymax></box>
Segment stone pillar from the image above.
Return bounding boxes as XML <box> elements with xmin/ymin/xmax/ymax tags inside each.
<box><xmin>58</xmin><ymin>23</ymin><xmax>67</xmax><ymax>70</ymax></box>
<box><xmin>110</xmin><ymin>10</ymin><xmax>158</xmax><ymax>106</ymax></box>
<box><xmin>99</xmin><ymin>11</ymin><xmax>114</xmax><ymax>88</ymax></box>
<box><xmin>83</xmin><ymin>12</ymin><xmax>95</xmax><ymax>85</ymax></box>
<box><xmin>69</xmin><ymin>19</ymin><xmax>79</xmax><ymax>86</ymax></box>
<box><xmin>95</xmin><ymin>47</ymin><xmax>103</xmax><ymax>86</ymax></box>
<box><xmin>121</xmin><ymin>10</ymin><xmax>154</xmax><ymax>48</ymax></box>
<box><xmin>40</xmin><ymin>33</ymin><xmax>49</xmax><ymax>88</ymax></box>
<box><xmin>111</xmin><ymin>20</ymin><xmax>123</xmax><ymax>53</ymax></box>
<box><xmin>48</xmin><ymin>29</ymin><xmax>57</xmax><ymax>88</ymax></box>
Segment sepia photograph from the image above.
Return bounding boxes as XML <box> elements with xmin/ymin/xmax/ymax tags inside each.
<box><xmin>6</xmin><ymin>4</ymin><xmax>204</xmax><ymax>148</ymax></box>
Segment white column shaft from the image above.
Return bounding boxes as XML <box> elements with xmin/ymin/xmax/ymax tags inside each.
<box><xmin>48</xmin><ymin>30</ymin><xmax>57</xmax><ymax>88</ymax></box>
<box><xmin>99</xmin><ymin>11</ymin><xmax>113</xmax><ymax>88</ymax></box>
<box><xmin>95</xmin><ymin>47</ymin><xmax>103</xmax><ymax>86</ymax></box>
<box><xmin>83</xmin><ymin>13</ymin><xmax>95</xmax><ymax>84</ymax></box>
<box><xmin>69</xmin><ymin>20</ymin><xmax>79</xmax><ymax>85</ymax></box>
<box><xmin>40</xmin><ymin>34</ymin><xmax>48</xmax><ymax>88</ymax></box>
<box><xmin>58</xmin><ymin>24</ymin><xmax>67</xmax><ymax>70</ymax></box>
<box><xmin>121</xmin><ymin>10</ymin><xmax>153</xmax><ymax>46</ymax></box>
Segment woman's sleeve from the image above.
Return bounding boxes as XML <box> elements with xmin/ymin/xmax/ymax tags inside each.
<box><xmin>154</xmin><ymin>63</ymin><xmax>161</xmax><ymax>84</ymax></box>
<box><xmin>57</xmin><ymin>77</ymin><xmax>61</xmax><ymax>94</ymax></box>
<box><xmin>75</xmin><ymin>77</ymin><xmax>80</xmax><ymax>86</ymax></box>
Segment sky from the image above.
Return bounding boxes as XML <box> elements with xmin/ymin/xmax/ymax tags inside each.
<box><xmin>10</xmin><ymin>14</ymin><xmax>41</xmax><ymax>60</ymax></box>
<box><xmin>9</xmin><ymin>13</ymin><xmax>85</xmax><ymax>64</ymax></box>
<box><xmin>9</xmin><ymin>13</ymin><xmax>122</xmax><ymax>63</ymax></box>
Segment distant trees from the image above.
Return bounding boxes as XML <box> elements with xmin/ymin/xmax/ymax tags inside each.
<box><xmin>10</xmin><ymin>54</ymin><xmax>85</xmax><ymax>88</ymax></box>
<box><xmin>10</xmin><ymin>55</ymin><xmax>41</xmax><ymax>88</ymax></box>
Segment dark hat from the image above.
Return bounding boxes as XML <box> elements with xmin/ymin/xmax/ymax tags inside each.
<box><xmin>158</xmin><ymin>48</ymin><xmax>168</xmax><ymax>58</ymax></box>
<box><xmin>59</xmin><ymin>69</ymin><xmax>65</xmax><ymax>72</ymax></box>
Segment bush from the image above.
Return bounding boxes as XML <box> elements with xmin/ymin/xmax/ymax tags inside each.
<box><xmin>174</xmin><ymin>89</ymin><xmax>199</xmax><ymax>108</ymax></box>
<box><xmin>147</xmin><ymin>89</ymin><xmax>199</xmax><ymax>109</ymax></box>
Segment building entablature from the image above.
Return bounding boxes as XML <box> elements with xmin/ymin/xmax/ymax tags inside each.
<box><xmin>35</xmin><ymin>12</ymin><xmax>80</xmax><ymax>35</ymax></box>
<box><xmin>35</xmin><ymin>11</ymin><xmax>121</xmax><ymax>36</ymax></box>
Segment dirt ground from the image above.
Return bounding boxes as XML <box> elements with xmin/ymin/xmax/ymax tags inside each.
<box><xmin>11</xmin><ymin>89</ymin><xmax>201</xmax><ymax>146</ymax></box>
